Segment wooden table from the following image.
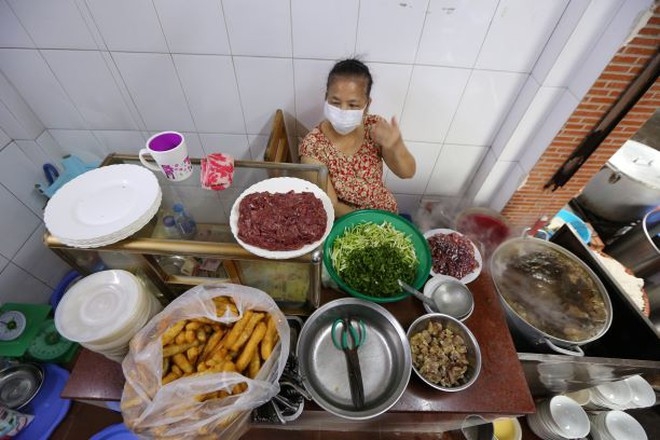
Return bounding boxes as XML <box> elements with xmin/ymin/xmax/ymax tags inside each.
<box><xmin>62</xmin><ymin>273</ymin><xmax>535</xmax><ymax>434</ymax></box>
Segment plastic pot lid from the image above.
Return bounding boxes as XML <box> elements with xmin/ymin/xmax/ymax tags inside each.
<box><xmin>54</xmin><ymin>270</ymin><xmax>144</xmax><ymax>343</ymax></box>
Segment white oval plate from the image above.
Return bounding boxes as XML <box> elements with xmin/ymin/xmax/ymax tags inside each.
<box><xmin>423</xmin><ymin>228</ymin><xmax>482</xmax><ymax>284</ymax></box>
<box><xmin>44</xmin><ymin>165</ymin><xmax>161</xmax><ymax>243</ymax></box>
<box><xmin>229</xmin><ymin>177</ymin><xmax>334</xmax><ymax>259</ymax></box>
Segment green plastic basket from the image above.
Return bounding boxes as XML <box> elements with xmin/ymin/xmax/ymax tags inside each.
<box><xmin>323</xmin><ymin>210</ymin><xmax>431</xmax><ymax>303</ymax></box>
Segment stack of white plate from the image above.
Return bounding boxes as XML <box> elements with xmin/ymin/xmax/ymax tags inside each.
<box><xmin>527</xmin><ymin>395</ymin><xmax>590</xmax><ymax>439</ymax></box>
<box><xmin>44</xmin><ymin>164</ymin><xmax>162</xmax><ymax>248</ymax></box>
<box><xmin>54</xmin><ymin>270</ymin><xmax>162</xmax><ymax>363</ymax></box>
<box><xmin>584</xmin><ymin>380</ymin><xmax>633</xmax><ymax>410</ymax></box>
<box><xmin>589</xmin><ymin>410</ymin><xmax>647</xmax><ymax>440</ymax></box>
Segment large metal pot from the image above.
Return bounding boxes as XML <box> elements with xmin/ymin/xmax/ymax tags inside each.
<box><xmin>577</xmin><ymin>140</ymin><xmax>660</xmax><ymax>223</ymax></box>
<box><xmin>490</xmin><ymin>237</ymin><xmax>613</xmax><ymax>356</ymax></box>
<box><xmin>604</xmin><ymin>206</ymin><xmax>660</xmax><ymax>278</ymax></box>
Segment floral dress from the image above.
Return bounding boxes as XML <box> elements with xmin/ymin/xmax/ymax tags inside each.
<box><xmin>299</xmin><ymin>115</ymin><xmax>398</xmax><ymax>213</ymax></box>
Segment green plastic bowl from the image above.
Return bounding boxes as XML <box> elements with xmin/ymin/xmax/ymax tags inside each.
<box><xmin>323</xmin><ymin>210</ymin><xmax>431</xmax><ymax>303</ymax></box>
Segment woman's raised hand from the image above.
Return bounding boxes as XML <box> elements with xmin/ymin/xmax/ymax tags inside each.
<box><xmin>372</xmin><ymin>116</ymin><xmax>403</xmax><ymax>150</ymax></box>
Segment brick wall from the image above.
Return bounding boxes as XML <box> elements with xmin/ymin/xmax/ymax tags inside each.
<box><xmin>502</xmin><ymin>8</ymin><xmax>660</xmax><ymax>229</ymax></box>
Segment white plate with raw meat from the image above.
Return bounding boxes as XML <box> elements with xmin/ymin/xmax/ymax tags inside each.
<box><xmin>424</xmin><ymin>228</ymin><xmax>482</xmax><ymax>284</ymax></box>
<box><xmin>230</xmin><ymin>177</ymin><xmax>334</xmax><ymax>259</ymax></box>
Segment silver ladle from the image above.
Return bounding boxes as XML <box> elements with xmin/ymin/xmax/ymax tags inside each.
<box><xmin>398</xmin><ymin>278</ymin><xmax>474</xmax><ymax>319</ymax></box>
<box><xmin>398</xmin><ymin>279</ymin><xmax>441</xmax><ymax>313</ymax></box>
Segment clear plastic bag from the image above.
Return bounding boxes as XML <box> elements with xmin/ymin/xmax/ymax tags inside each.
<box><xmin>121</xmin><ymin>283</ymin><xmax>290</xmax><ymax>439</ymax></box>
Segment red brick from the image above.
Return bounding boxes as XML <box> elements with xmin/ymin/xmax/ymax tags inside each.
<box><xmin>611</xmin><ymin>54</ymin><xmax>644</xmax><ymax>64</ymax></box>
<box><xmin>647</xmin><ymin>16</ymin><xmax>660</xmax><ymax>26</ymax></box>
<box><xmin>598</xmin><ymin>72</ymin><xmax>636</xmax><ymax>82</ymax></box>
<box><xmin>603</xmin><ymin>81</ymin><xmax>631</xmax><ymax>91</ymax></box>
<box><xmin>577</xmin><ymin>116</ymin><xmax>601</xmax><ymax>125</ymax></box>
<box><xmin>622</xmin><ymin>45</ymin><xmax>657</xmax><ymax>56</ymax></box>
<box><xmin>627</xmin><ymin>65</ymin><xmax>646</xmax><ymax>76</ymax></box>
<box><xmin>606</xmin><ymin>64</ymin><xmax>634</xmax><ymax>73</ymax></box>
<box><xmin>588</xmin><ymin>96</ymin><xmax>619</xmax><ymax>105</ymax></box>
<box><xmin>571</xmin><ymin>109</ymin><xmax>603</xmax><ymax>118</ymax></box>
<box><xmin>627</xmin><ymin>37</ymin><xmax>659</xmax><ymax>47</ymax></box>
<box><xmin>577</xmin><ymin>102</ymin><xmax>606</xmax><ymax>111</ymax></box>
<box><xmin>587</xmin><ymin>87</ymin><xmax>611</xmax><ymax>95</ymax></box>
<box><xmin>563</xmin><ymin>122</ymin><xmax>590</xmax><ymax>131</ymax></box>
<box><xmin>637</xmin><ymin>26</ymin><xmax>659</xmax><ymax>36</ymax></box>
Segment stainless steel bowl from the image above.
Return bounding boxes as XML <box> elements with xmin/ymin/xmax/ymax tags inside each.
<box><xmin>296</xmin><ymin>298</ymin><xmax>411</xmax><ymax>420</ymax></box>
<box><xmin>407</xmin><ymin>313</ymin><xmax>481</xmax><ymax>392</ymax></box>
<box><xmin>0</xmin><ymin>363</ymin><xmax>44</xmax><ymax>409</ymax></box>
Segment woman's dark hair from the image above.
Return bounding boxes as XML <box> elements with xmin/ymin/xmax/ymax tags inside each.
<box><xmin>326</xmin><ymin>58</ymin><xmax>373</xmax><ymax>98</ymax></box>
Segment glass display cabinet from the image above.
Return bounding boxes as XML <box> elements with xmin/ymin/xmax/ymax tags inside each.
<box><xmin>44</xmin><ymin>154</ymin><xmax>329</xmax><ymax>316</ymax></box>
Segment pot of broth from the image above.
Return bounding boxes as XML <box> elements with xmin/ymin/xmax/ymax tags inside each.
<box><xmin>490</xmin><ymin>237</ymin><xmax>612</xmax><ymax>356</ymax></box>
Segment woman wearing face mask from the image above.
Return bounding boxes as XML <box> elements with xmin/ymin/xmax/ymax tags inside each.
<box><xmin>299</xmin><ymin>58</ymin><xmax>416</xmax><ymax>218</ymax></box>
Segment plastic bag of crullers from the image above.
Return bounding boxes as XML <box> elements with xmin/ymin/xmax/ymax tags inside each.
<box><xmin>121</xmin><ymin>283</ymin><xmax>290</xmax><ymax>439</ymax></box>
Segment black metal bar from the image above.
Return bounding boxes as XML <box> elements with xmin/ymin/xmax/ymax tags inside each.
<box><xmin>544</xmin><ymin>50</ymin><xmax>660</xmax><ymax>191</ymax></box>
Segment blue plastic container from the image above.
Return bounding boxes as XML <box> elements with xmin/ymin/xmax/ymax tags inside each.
<box><xmin>15</xmin><ymin>364</ymin><xmax>71</xmax><ymax>440</ymax></box>
<box><xmin>556</xmin><ymin>209</ymin><xmax>591</xmax><ymax>244</ymax></box>
<box><xmin>90</xmin><ymin>423</ymin><xmax>139</xmax><ymax>440</ymax></box>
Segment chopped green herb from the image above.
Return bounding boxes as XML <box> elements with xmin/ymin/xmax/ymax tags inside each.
<box><xmin>330</xmin><ymin>221</ymin><xmax>418</xmax><ymax>297</ymax></box>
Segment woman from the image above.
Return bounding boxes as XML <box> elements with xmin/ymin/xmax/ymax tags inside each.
<box><xmin>299</xmin><ymin>59</ymin><xmax>416</xmax><ymax>218</ymax></box>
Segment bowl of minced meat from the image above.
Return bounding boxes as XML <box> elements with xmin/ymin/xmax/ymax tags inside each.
<box><xmin>407</xmin><ymin>313</ymin><xmax>481</xmax><ymax>392</ymax></box>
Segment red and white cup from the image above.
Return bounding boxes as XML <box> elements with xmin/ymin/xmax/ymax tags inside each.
<box><xmin>139</xmin><ymin>131</ymin><xmax>193</xmax><ymax>182</ymax></box>
<box><xmin>201</xmin><ymin>153</ymin><xmax>234</xmax><ymax>190</ymax></box>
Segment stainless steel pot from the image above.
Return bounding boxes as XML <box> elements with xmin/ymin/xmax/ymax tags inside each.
<box><xmin>577</xmin><ymin>140</ymin><xmax>660</xmax><ymax>223</ymax></box>
<box><xmin>490</xmin><ymin>237</ymin><xmax>613</xmax><ymax>356</ymax></box>
<box><xmin>604</xmin><ymin>206</ymin><xmax>660</xmax><ymax>278</ymax></box>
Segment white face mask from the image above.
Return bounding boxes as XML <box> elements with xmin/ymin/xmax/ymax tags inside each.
<box><xmin>324</xmin><ymin>101</ymin><xmax>365</xmax><ymax>135</ymax></box>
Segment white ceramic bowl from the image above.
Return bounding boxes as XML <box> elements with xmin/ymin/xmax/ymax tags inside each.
<box><xmin>547</xmin><ymin>395</ymin><xmax>590</xmax><ymax>438</ymax></box>
<box><xmin>528</xmin><ymin>395</ymin><xmax>590</xmax><ymax>439</ymax></box>
<box><xmin>590</xmin><ymin>380</ymin><xmax>633</xmax><ymax>410</ymax></box>
<box><xmin>623</xmin><ymin>375</ymin><xmax>656</xmax><ymax>409</ymax></box>
<box><xmin>590</xmin><ymin>410</ymin><xmax>647</xmax><ymax>440</ymax></box>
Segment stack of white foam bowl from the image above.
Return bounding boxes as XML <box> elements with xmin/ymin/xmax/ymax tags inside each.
<box><xmin>526</xmin><ymin>395</ymin><xmax>590</xmax><ymax>439</ymax></box>
<box><xmin>55</xmin><ymin>270</ymin><xmax>162</xmax><ymax>363</ymax></box>
<box><xmin>588</xmin><ymin>410</ymin><xmax>647</xmax><ymax>440</ymax></box>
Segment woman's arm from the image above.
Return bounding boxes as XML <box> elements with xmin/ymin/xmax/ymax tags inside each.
<box><xmin>371</xmin><ymin>116</ymin><xmax>416</xmax><ymax>179</ymax></box>
<box><xmin>300</xmin><ymin>156</ymin><xmax>355</xmax><ymax>218</ymax></box>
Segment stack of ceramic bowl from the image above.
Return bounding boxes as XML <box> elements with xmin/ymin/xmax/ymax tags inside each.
<box><xmin>55</xmin><ymin>270</ymin><xmax>162</xmax><ymax>363</ymax></box>
<box><xmin>526</xmin><ymin>395</ymin><xmax>590</xmax><ymax>439</ymax></box>
<box><xmin>588</xmin><ymin>410</ymin><xmax>647</xmax><ymax>440</ymax></box>
<box><xmin>584</xmin><ymin>380</ymin><xmax>633</xmax><ymax>410</ymax></box>
<box><xmin>622</xmin><ymin>375</ymin><xmax>656</xmax><ymax>409</ymax></box>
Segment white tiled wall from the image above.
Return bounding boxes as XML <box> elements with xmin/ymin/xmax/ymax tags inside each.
<box><xmin>0</xmin><ymin>0</ymin><xmax>652</xmax><ymax>304</ymax></box>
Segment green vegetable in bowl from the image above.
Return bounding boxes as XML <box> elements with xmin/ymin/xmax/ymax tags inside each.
<box><xmin>330</xmin><ymin>221</ymin><xmax>418</xmax><ymax>297</ymax></box>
